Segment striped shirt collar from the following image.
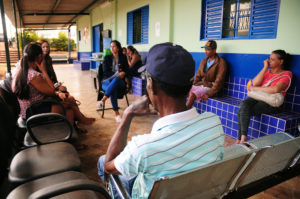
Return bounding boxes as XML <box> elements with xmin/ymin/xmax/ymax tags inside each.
<box><xmin>151</xmin><ymin>108</ymin><xmax>198</xmax><ymax>134</ymax></box>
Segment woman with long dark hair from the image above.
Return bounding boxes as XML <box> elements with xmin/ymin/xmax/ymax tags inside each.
<box><xmin>96</xmin><ymin>40</ymin><xmax>129</xmax><ymax>122</ymax></box>
<box><xmin>12</xmin><ymin>42</ymin><xmax>95</xmax><ymax>125</ymax></box>
<box><xmin>38</xmin><ymin>39</ymin><xmax>58</xmax><ymax>84</ymax></box>
<box><xmin>126</xmin><ymin>45</ymin><xmax>142</xmax><ymax>77</ymax></box>
<box><xmin>236</xmin><ymin>50</ymin><xmax>292</xmax><ymax>144</ymax></box>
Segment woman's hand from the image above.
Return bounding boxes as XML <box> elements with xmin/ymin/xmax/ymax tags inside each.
<box><xmin>58</xmin><ymin>92</ymin><xmax>67</xmax><ymax>100</ymax></box>
<box><xmin>36</xmin><ymin>58</ymin><xmax>46</xmax><ymax>73</ymax></box>
<box><xmin>58</xmin><ymin>85</ymin><xmax>67</xmax><ymax>92</ymax></box>
<box><xmin>118</xmin><ymin>71</ymin><xmax>126</xmax><ymax>79</ymax></box>
<box><xmin>264</xmin><ymin>59</ymin><xmax>270</xmax><ymax>68</ymax></box>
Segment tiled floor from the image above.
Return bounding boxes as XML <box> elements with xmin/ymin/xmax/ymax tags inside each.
<box><xmin>55</xmin><ymin>64</ymin><xmax>300</xmax><ymax>199</ymax></box>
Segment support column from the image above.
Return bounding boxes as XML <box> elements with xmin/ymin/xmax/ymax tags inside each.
<box><xmin>19</xmin><ymin>13</ymin><xmax>24</xmax><ymax>53</ymax></box>
<box><xmin>0</xmin><ymin>0</ymin><xmax>11</xmax><ymax>74</ymax></box>
<box><xmin>12</xmin><ymin>0</ymin><xmax>20</xmax><ymax>59</ymax></box>
<box><xmin>68</xmin><ymin>26</ymin><xmax>71</xmax><ymax>63</ymax></box>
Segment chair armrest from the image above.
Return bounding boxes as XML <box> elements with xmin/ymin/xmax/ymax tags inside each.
<box><xmin>107</xmin><ymin>174</ymin><xmax>131</xmax><ymax>199</ymax></box>
<box><xmin>28</xmin><ymin>99</ymin><xmax>66</xmax><ymax>116</ymax></box>
<box><xmin>26</xmin><ymin>113</ymin><xmax>73</xmax><ymax>145</ymax></box>
<box><xmin>28</xmin><ymin>179</ymin><xmax>111</xmax><ymax>199</ymax></box>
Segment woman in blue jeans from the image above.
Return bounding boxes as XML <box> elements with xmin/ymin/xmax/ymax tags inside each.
<box><xmin>96</xmin><ymin>40</ymin><xmax>129</xmax><ymax>122</ymax></box>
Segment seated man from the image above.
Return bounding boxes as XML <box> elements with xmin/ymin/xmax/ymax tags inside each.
<box><xmin>97</xmin><ymin>43</ymin><xmax>225</xmax><ymax>199</ymax></box>
<box><xmin>186</xmin><ymin>40</ymin><xmax>227</xmax><ymax>109</ymax></box>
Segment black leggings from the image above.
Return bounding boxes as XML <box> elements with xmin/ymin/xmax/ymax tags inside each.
<box><xmin>237</xmin><ymin>97</ymin><xmax>279</xmax><ymax>140</ymax></box>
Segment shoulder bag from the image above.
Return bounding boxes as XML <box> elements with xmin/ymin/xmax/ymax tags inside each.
<box><xmin>247</xmin><ymin>72</ymin><xmax>291</xmax><ymax>107</ymax></box>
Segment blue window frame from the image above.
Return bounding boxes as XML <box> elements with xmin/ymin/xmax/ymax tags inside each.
<box><xmin>127</xmin><ymin>5</ymin><xmax>149</xmax><ymax>45</ymax></box>
<box><xmin>200</xmin><ymin>0</ymin><xmax>280</xmax><ymax>40</ymax></box>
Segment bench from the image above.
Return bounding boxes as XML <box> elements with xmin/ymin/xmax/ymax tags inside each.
<box><xmin>131</xmin><ymin>52</ymin><xmax>148</xmax><ymax>96</ymax></box>
<box><xmin>194</xmin><ymin>77</ymin><xmax>300</xmax><ymax>140</ymax></box>
<box><xmin>107</xmin><ymin>132</ymin><xmax>300</xmax><ymax>198</ymax></box>
<box><xmin>51</xmin><ymin>54</ymin><xmax>68</xmax><ymax>64</ymax></box>
<box><xmin>74</xmin><ymin>52</ymin><xmax>91</xmax><ymax>71</ymax></box>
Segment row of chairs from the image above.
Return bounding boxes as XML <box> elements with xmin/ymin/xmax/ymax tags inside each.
<box><xmin>0</xmin><ymin>77</ymin><xmax>112</xmax><ymax>198</ymax></box>
<box><xmin>107</xmin><ymin>132</ymin><xmax>300</xmax><ymax>199</ymax></box>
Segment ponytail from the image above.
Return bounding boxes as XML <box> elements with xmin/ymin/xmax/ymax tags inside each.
<box><xmin>14</xmin><ymin>56</ymin><xmax>30</xmax><ymax>99</ymax></box>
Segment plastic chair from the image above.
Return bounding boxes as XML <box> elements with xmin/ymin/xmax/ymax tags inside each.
<box><xmin>7</xmin><ymin>171</ymin><xmax>111</xmax><ymax>199</ymax></box>
<box><xmin>94</xmin><ymin>64</ymin><xmax>129</xmax><ymax>118</ymax></box>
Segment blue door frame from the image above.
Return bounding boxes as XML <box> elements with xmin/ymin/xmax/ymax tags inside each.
<box><xmin>91</xmin><ymin>24</ymin><xmax>103</xmax><ymax>69</ymax></box>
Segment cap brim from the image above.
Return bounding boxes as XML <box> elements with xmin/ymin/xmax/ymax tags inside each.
<box><xmin>201</xmin><ymin>46</ymin><xmax>212</xmax><ymax>49</ymax></box>
<box><xmin>138</xmin><ymin>65</ymin><xmax>147</xmax><ymax>73</ymax></box>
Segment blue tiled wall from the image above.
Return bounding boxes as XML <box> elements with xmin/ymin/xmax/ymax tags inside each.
<box><xmin>196</xmin><ymin>97</ymin><xmax>300</xmax><ymax>140</ymax></box>
<box><xmin>77</xmin><ymin>52</ymin><xmax>92</xmax><ymax>61</ymax></box>
<box><xmin>74</xmin><ymin>52</ymin><xmax>92</xmax><ymax>70</ymax></box>
<box><xmin>190</xmin><ymin>52</ymin><xmax>300</xmax><ymax>89</ymax></box>
<box><xmin>132</xmin><ymin>77</ymin><xmax>147</xmax><ymax>96</ymax></box>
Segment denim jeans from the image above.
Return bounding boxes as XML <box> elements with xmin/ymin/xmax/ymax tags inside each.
<box><xmin>237</xmin><ymin>97</ymin><xmax>279</xmax><ymax>140</ymax></box>
<box><xmin>97</xmin><ymin>155</ymin><xmax>136</xmax><ymax>199</ymax></box>
<box><xmin>103</xmin><ymin>77</ymin><xmax>126</xmax><ymax>111</ymax></box>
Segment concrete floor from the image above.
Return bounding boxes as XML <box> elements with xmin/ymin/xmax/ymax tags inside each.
<box><xmin>55</xmin><ymin>64</ymin><xmax>300</xmax><ymax>199</ymax></box>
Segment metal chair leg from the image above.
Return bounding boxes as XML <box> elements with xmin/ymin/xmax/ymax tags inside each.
<box><xmin>102</xmin><ymin>102</ymin><xmax>105</xmax><ymax>118</ymax></box>
<box><xmin>125</xmin><ymin>94</ymin><xmax>129</xmax><ymax>107</ymax></box>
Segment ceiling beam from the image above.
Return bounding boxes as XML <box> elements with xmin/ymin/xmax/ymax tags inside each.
<box><xmin>44</xmin><ymin>0</ymin><xmax>62</xmax><ymax>28</ymax></box>
<box><xmin>65</xmin><ymin>0</ymin><xmax>101</xmax><ymax>26</ymax></box>
<box><xmin>22</xmin><ymin>13</ymin><xmax>89</xmax><ymax>16</ymax></box>
<box><xmin>24</xmin><ymin>22</ymin><xmax>76</xmax><ymax>25</ymax></box>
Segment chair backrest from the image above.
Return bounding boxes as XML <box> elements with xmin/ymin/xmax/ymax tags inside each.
<box><xmin>234</xmin><ymin>132</ymin><xmax>300</xmax><ymax>188</ymax></box>
<box><xmin>0</xmin><ymin>78</ymin><xmax>20</xmax><ymax>120</ymax></box>
<box><xmin>148</xmin><ymin>145</ymin><xmax>253</xmax><ymax>199</ymax></box>
<box><xmin>0</xmin><ymin>97</ymin><xmax>15</xmax><ymax>183</ymax></box>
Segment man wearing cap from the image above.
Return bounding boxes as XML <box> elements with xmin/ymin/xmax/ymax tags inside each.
<box><xmin>97</xmin><ymin>42</ymin><xmax>224</xmax><ymax>199</ymax></box>
<box><xmin>186</xmin><ymin>40</ymin><xmax>227</xmax><ymax>109</ymax></box>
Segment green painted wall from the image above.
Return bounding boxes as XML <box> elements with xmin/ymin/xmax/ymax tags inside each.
<box><xmin>76</xmin><ymin>0</ymin><xmax>300</xmax><ymax>55</ymax></box>
<box><xmin>90</xmin><ymin>2</ymin><xmax>115</xmax><ymax>32</ymax></box>
<box><xmin>172</xmin><ymin>0</ymin><xmax>300</xmax><ymax>55</ymax></box>
<box><xmin>76</xmin><ymin>15</ymin><xmax>92</xmax><ymax>52</ymax></box>
<box><xmin>116</xmin><ymin>0</ymin><xmax>172</xmax><ymax>51</ymax></box>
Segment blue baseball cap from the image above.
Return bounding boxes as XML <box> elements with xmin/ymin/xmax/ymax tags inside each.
<box><xmin>138</xmin><ymin>42</ymin><xmax>195</xmax><ymax>86</ymax></box>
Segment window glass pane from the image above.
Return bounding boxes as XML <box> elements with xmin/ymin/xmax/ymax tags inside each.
<box><xmin>237</xmin><ymin>0</ymin><xmax>251</xmax><ymax>36</ymax></box>
<box><xmin>133</xmin><ymin>9</ymin><xmax>142</xmax><ymax>44</ymax></box>
<box><xmin>223</xmin><ymin>0</ymin><xmax>237</xmax><ymax>37</ymax></box>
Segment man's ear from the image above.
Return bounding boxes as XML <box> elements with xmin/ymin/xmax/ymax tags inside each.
<box><xmin>147</xmin><ymin>77</ymin><xmax>158</xmax><ymax>95</ymax></box>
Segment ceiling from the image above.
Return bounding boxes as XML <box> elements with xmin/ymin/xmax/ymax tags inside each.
<box><xmin>3</xmin><ymin>0</ymin><xmax>107</xmax><ymax>30</ymax></box>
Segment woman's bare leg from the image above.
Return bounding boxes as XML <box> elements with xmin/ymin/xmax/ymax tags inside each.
<box><xmin>186</xmin><ymin>93</ymin><xmax>197</xmax><ymax>109</ymax></box>
<box><xmin>114</xmin><ymin>110</ymin><xmax>120</xmax><ymax>116</ymax></box>
<box><xmin>101</xmin><ymin>96</ymin><xmax>108</xmax><ymax>103</ymax></box>
<box><xmin>65</xmin><ymin>96</ymin><xmax>95</xmax><ymax>125</ymax></box>
<box><xmin>51</xmin><ymin>104</ymin><xmax>74</xmax><ymax>125</ymax></box>
<box><xmin>240</xmin><ymin>135</ymin><xmax>248</xmax><ymax>144</ymax></box>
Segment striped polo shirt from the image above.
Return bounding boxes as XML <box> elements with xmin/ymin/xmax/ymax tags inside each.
<box><xmin>114</xmin><ymin>108</ymin><xmax>224</xmax><ymax>199</ymax></box>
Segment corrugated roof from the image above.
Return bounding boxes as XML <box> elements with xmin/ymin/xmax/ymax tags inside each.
<box><xmin>3</xmin><ymin>0</ymin><xmax>107</xmax><ymax>29</ymax></box>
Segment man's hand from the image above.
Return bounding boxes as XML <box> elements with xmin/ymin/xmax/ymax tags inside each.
<box><xmin>125</xmin><ymin>95</ymin><xmax>157</xmax><ymax>117</ymax></box>
<box><xmin>202</xmin><ymin>94</ymin><xmax>209</xmax><ymax>101</ymax></box>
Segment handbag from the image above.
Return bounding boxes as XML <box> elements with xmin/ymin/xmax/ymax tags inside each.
<box><xmin>247</xmin><ymin>73</ymin><xmax>291</xmax><ymax>107</ymax></box>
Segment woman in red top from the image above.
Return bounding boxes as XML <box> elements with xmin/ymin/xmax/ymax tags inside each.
<box><xmin>236</xmin><ymin>50</ymin><xmax>292</xmax><ymax>144</ymax></box>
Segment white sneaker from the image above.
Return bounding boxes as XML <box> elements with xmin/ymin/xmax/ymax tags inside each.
<box><xmin>96</xmin><ymin>101</ymin><xmax>104</xmax><ymax>108</ymax></box>
<box><xmin>115</xmin><ymin>115</ymin><xmax>122</xmax><ymax>123</ymax></box>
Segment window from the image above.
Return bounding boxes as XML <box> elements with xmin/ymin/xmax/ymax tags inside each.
<box><xmin>127</xmin><ymin>5</ymin><xmax>149</xmax><ymax>44</ymax></box>
<box><xmin>201</xmin><ymin>0</ymin><xmax>280</xmax><ymax>40</ymax></box>
<box><xmin>78</xmin><ymin>30</ymin><xmax>81</xmax><ymax>41</ymax></box>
